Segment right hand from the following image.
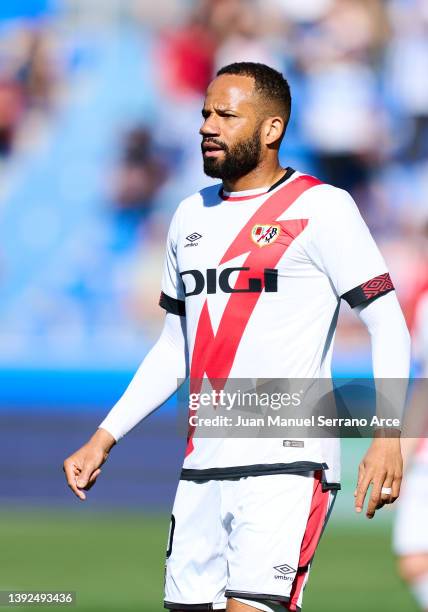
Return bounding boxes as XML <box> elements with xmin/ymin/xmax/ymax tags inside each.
<box><xmin>63</xmin><ymin>428</ymin><xmax>116</xmax><ymax>500</ymax></box>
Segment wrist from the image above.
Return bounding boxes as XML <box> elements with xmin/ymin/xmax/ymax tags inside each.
<box><xmin>373</xmin><ymin>427</ymin><xmax>401</xmax><ymax>440</ymax></box>
<box><xmin>91</xmin><ymin>428</ymin><xmax>117</xmax><ymax>453</ymax></box>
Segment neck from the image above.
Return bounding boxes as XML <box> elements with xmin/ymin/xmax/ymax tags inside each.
<box><xmin>222</xmin><ymin>159</ymin><xmax>285</xmax><ymax>193</ymax></box>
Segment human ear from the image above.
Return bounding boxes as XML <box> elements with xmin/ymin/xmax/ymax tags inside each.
<box><xmin>263</xmin><ymin>116</ymin><xmax>284</xmax><ymax>146</ymax></box>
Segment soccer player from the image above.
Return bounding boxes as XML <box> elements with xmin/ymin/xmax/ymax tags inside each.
<box><xmin>63</xmin><ymin>63</ymin><xmax>411</xmax><ymax>612</ymax></box>
<box><xmin>394</xmin><ymin>290</ymin><xmax>428</xmax><ymax>611</ymax></box>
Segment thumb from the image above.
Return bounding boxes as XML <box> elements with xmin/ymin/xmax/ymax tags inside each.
<box><xmin>77</xmin><ymin>463</ymin><xmax>95</xmax><ymax>488</ymax></box>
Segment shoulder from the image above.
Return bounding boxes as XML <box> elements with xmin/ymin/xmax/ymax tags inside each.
<box><xmin>167</xmin><ymin>183</ymin><xmax>221</xmax><ymax>240</ymax></box>
<box><xmin>302</xmin><ymin>178</ymin><xmax>356</xmax><ymax>210</ymax></box>
<box><xmin>173</xmin><ymin>183</ymin><xmax>222</xmax><ymax>218</ymax></box>
<box><xmin>281</xmin><ymin>170</ymin><xmax>356</xmax><ymax>214</ymax></box>
<box><xmin>298</xmin><ymin>180</ymin><xmax>361</xmax><ymax>224</ymax></box>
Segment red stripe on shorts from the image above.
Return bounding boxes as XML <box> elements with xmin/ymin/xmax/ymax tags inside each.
<box><xmin>286</xmin><ymin>470</ymin><xmax>330</xmax><ymax>612</ymax></box>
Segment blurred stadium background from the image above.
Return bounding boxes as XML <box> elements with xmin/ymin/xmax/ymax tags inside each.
<box><xmin>0</xmin><ymin>0</ymin><xmax>426</xmax><ymax>610</ymax></box>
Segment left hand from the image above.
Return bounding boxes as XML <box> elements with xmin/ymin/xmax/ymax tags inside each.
<box><xmin>354</xmin><ymin>431</ymin><xmax>402</xmax><ymax>519</ymax></box>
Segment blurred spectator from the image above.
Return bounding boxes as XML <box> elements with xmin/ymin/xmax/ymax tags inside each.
<box><xmin>111</xmin><ymin>126</ymin><xmax>169</xmax><ymax>226</ymax></box>
<box><xmin>301</xmin><ymin>62</ymin><xmax>383</xmax><ymax>193</ymax></box>
<box><xmin>405</xmin><ymin>219</ymin><xmax>428</xmax><ymax>330</ymax></box>
<box><xmin>386</xmin><ymin>0</ymin><xmax>428</xmax><ymax>161</ymax></box>
<box><xmin>156</xmin><ymin>0</ymin><xmax>282</xmax><ymax>99</ymax></box>
<box><xmin>157</xmin><ymin>0</ymin><xmax>217</xmax><ymax>98</ymax></box>
<box><xmin>296</xmin><ymin>0</ymin><xmax>389</xmax><ymax>198</ymax></box>
<box><xmin>0</xmin><ymin>23</ymin><xmax>58</xmax><ymax>156</ymax></box>
<box><xmin>0</xmin><ymin>78</ymin><xmax>24</xmax><ymax>156</ymax></box>
<box><xmin>213</xmin><ymin>0</ymin><xmax>282</xmax><ymax>71</ymax></box>
<box><xmin>16</xmin><ymin>28</ymin><xmax>57</xmax><ymax>111</ymax></box>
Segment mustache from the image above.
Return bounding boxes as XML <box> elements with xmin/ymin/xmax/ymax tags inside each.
<box><xmin>201</xmin><ymin>138</ymin><xmax>228</xmax><ymax>151</ymax></box>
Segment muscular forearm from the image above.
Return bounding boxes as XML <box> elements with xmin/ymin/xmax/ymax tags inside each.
<box><xmin>98</xmin><ymin>313</ymin><xmax>187</xmax><ymax>442</ymax></box>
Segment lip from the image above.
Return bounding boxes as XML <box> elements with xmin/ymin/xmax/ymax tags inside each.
<box><xmin>202</xmin><ymin>141</ymin><xmax>224</xmax><ymax>152</ymax></box>
<box><xmin>203</xmin><ymin>149</ymin><xmax>224</xmax><ymax>157</ymax></box>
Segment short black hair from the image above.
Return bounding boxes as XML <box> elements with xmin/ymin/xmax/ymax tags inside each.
<box><xmin>216</xmin><ymin>62</ymin><xmax>292</xmax><ymax>139</ymax></box>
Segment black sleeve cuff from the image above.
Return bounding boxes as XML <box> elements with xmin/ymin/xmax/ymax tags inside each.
<box><xmin>159</xmin><ymin>291</ymin><xmax>186</xmax><ymax>316</ymax></box>
<box><xmin>341</xmin><ymin>272</ymin><xmax>394</xmax><ymax>308</ymax></box>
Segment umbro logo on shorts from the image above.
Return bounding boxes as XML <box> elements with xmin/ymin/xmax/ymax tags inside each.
<box><xmin>185</xmin><ymin>232</ymin><xmax>202</xmax><ymax>247</ymax></box>
<box><xmin>274</xmin><ymin>563</ymin><xmax>296</xmax><ymax>580</ymax></box>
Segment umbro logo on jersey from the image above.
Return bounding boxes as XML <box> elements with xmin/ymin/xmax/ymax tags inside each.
<box><xmin>185</xmin><ymin>232</ymin><xmax>202</xmax><ymax>247</ymax></box>
<box><xmin>251</xmin><ymin>224</ymin><xmax>280</xmax><ymax>247</ymax></box>
<box><xmin>274</xmin><ymin>564</ymin><xmax>296</xmax><ymax>580</ymax></box>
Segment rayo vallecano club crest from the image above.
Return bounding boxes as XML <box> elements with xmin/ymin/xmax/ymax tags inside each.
<box><xmin>251</xmin><ymin>224</ymin><xmax>280</xmax><ymax>247</ymax></box>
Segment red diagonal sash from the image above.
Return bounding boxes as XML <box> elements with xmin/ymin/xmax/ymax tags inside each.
<box><xmin>186</xmin><ymin>175</ymin><xmax>322</xmax><ymax>456</ymax></box>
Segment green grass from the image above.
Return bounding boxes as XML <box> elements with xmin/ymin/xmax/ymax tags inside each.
<box><xmin>305</xmin><ymin>521</ymin><xmax>417</xmax><ymax>612</ymax></box>
<box><xmin>0</xmin><ymin>509</ymin><xmax>417</xmax><ymax>612</ymax></box>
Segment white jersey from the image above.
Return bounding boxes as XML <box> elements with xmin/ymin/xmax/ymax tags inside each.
<box><xmin>160</xmin><ymin>168</ymin><xmax>394</xmax><ymax>486</ymax></box>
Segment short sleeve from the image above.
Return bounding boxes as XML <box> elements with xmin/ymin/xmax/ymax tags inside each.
<box><xmin>159</xmin><ymin>209</ymin><xmax>186</xmax><ymax>316</ymax></box>
<box><xmin>306</xmin><ymin>187</ymin><xmax>394</xmax><ymax>308</ymax></box>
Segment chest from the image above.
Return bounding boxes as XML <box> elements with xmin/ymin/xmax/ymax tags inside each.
<box><xmin>176</xmin><ymin>204</ymin><xmax>315</xmax><ymax>297</ymax></box>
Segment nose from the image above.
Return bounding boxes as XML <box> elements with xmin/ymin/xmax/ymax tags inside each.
<box><xmin>200</xmin><ymin>115</ymin><xmax>220</xmax><ymax>137</ymax></box>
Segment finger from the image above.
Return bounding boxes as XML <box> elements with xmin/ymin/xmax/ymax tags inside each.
<box><xmin>379</xmin><ymin>475</ymin><xmax>394</xmax><ymax>504</ymax></box>
<box><xmin>82</xmin><ymin>468</ymin><xmax>101</xmax><ymax>491</ymax></box>
<box><xmin>366</xmin><ymin>477</ymin><xmax>385</xmax><ymax>519</ymax></box>
<box><xmin>355</xmin><ymin>474</ymin><xmax>371</xmax><ymax>513</ymax></box>
<box><xmin>76</xmin><ymin>462</ymin><xmax>97</xmax><ymax>489</ymax></box>
<box><xmin>354</xmin><ymin>462</ymin><xmax>365</xmax><ymax>497</ymax></box>
<box><xmin>63</xmin><ymin>460</ymin><xmax>86</xmax><ymax>501</ymax></box>
<box><xmin>390</xmin><ymin>472</ymin><xmax>402</xmax><ymax>503</ymax></box>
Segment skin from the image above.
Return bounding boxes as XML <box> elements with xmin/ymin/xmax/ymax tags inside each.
<box><xmin>354</xmin><ymin>428</ymin><xmax>402</xmax><ymax>519</ymax></box>
<box><xmin>398</xmin><ymin>554</ymin><xmax>428</xmax><ymax>597</ymax></box>
<box><xmin>63</xmin><ymin>428</ymin><xmax>115</xmax><ymax>500</ymax></box>
<box><xmin>226</xmin><ymin>600</ymin><xmax>263</xmax><ymax>612</ymax></box>
<box><xmin>63</xmin><ymin>72</ymin><xmax>404</xmax><ymax>612</ymax></box>
<box><xmin>200</xmin><ymin>74</ymin><xmax>286</xmax><ymax>192</ymax></box>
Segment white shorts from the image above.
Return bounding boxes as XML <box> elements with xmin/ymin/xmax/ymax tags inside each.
<box><xmin>393</xmin><ymin>462</ymin><xmax>428</xmax><ymax>556</ymax></box>
<box><xmin>164</xmin><ymin>471</ymin><xmax>336</xmax><ymax>611</ymax></box>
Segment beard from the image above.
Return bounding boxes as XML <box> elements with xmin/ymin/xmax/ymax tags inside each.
<box><xmin>202</xmin><ymin>126</ymin><xmax>262</xmax><ymax>181</ymax></box>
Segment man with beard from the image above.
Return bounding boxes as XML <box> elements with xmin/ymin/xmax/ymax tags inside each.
<box><xmin>63</xmin><ymin>63</ymin><xmax>410</xmax><ymax>612</ymax></box>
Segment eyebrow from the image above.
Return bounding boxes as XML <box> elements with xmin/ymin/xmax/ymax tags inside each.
<box><xmin>201</xmin><ymin>107</ymin><xmax>237</xmax><ymax>117</ymax></box>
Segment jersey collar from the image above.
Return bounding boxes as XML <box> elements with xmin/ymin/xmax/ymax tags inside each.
<box><xmin>219</xmin><ymin>167</ymin><xmax>295</xmax><ymax>201</ymax></box>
